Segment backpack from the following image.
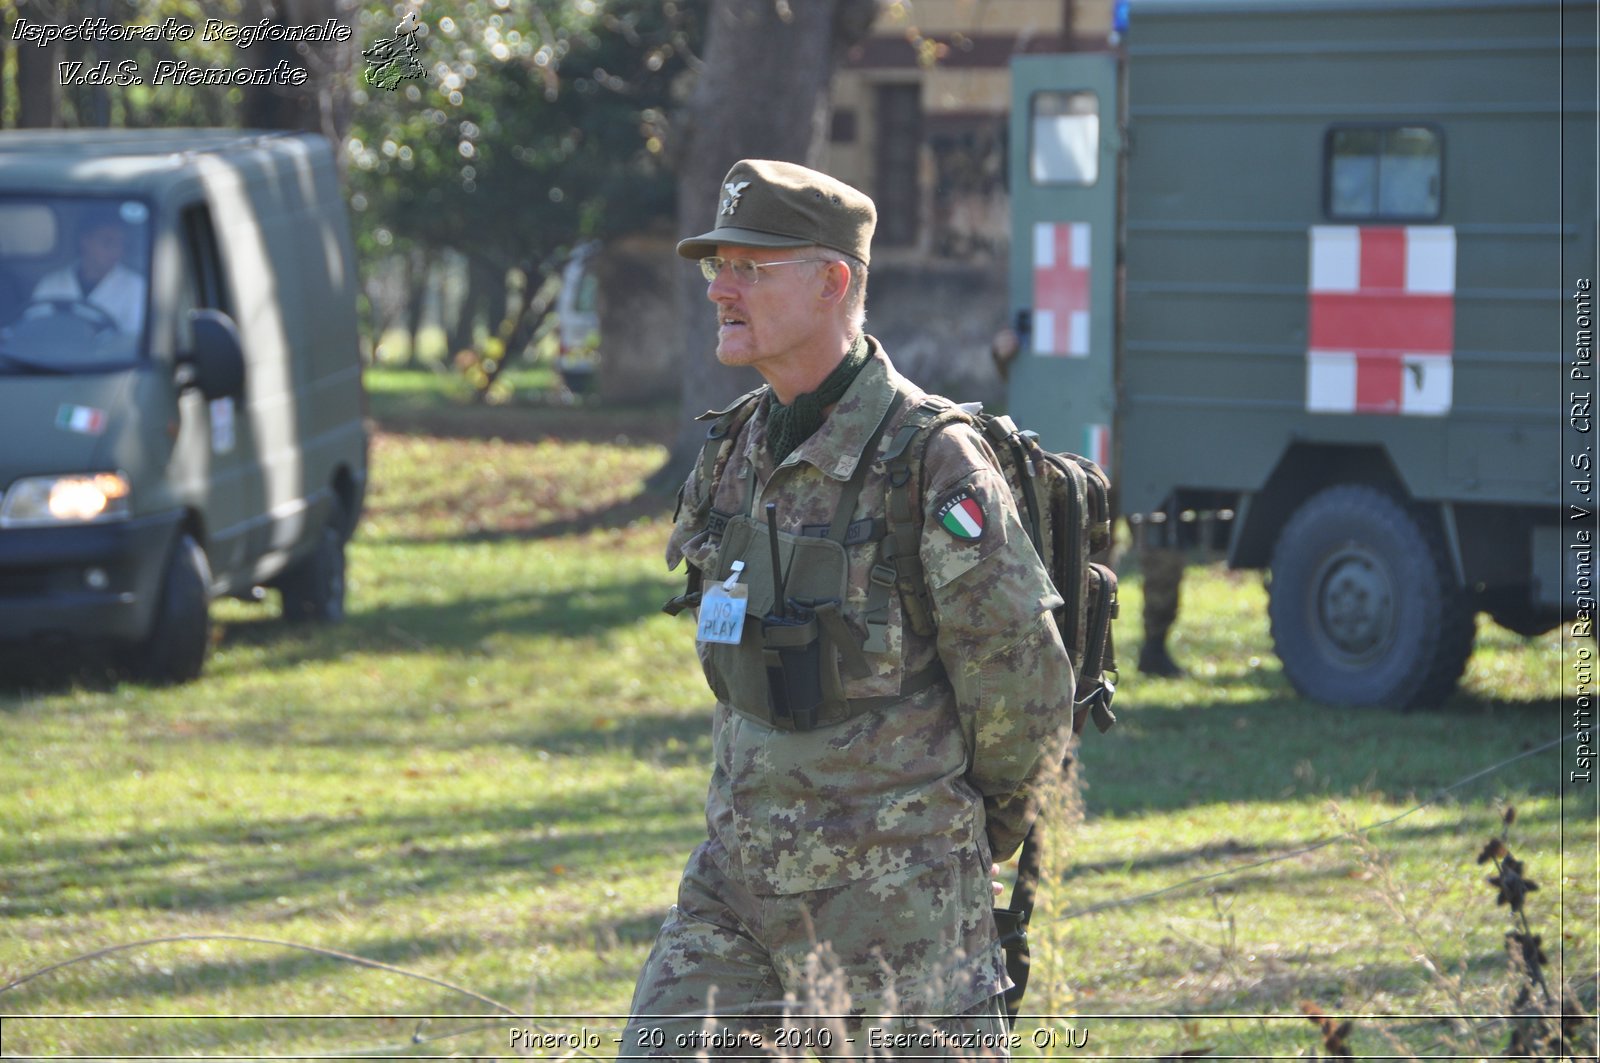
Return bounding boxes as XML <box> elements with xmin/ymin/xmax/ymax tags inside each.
<box><xmin>877</xmin><ymin>398</ymin><xmax>1119</xmax><ymax>737</ymax></box>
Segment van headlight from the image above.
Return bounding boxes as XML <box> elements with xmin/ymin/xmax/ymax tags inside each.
<box><xmin>0</xmin><ymin>472</ymin><xmax>132</xmax><ymax>527</ymax></box>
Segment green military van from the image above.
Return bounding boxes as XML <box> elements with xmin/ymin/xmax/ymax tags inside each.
<box><xmin>0</xmin><ymin>130</ymin><xmax>368</xmax><ymax>682</ymax></box>
<box><xmin>1007</xmin><ymin>0</ymin><xmax>1595</xmax><ymax>706</ymax></box>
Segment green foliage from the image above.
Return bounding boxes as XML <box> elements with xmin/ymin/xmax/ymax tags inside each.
<box><xmin>347</xmin><ymin>0</ymin><xmax>701</xmax><ymax>271</ymax></box>
<box><xmin>5</xmin><ymin>0</ymin><xmax>251</xmax><ymax>129</ymax></box>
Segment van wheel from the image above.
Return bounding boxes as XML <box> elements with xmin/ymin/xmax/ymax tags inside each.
<box><xmin>1267</xmin><ymin>485</ymin><xmax>1475</xmax><ymax>709</ymax></box>
<box><xmin>279</xmin><ymin>503</ymin><xmax>347</xmax><ymax>624</ymax></box>
<box><xmin>132</xmin><ymin>534</ymin><xmax>211</xmax><ymax>684</ymax></box>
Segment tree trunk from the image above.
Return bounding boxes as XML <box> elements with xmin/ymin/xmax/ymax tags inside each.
<box><xmin>241</xmin><ymin>0</ymin><xmax>357</xmax><ymax>150</ymax></box>
<box><xmin>16</xmin><ymin>30</ymin><xmax>59</xmax><ymax>128</ymax></box>
<box><xmin>484</xmin><ymin>262</ymin><xmax>508</xmax><ymax>342</ymax></box>
<box><xmin>647</xmin><ymin>0</ymin><xmax>879</xmax><ymax>492</ymax></box>
<box><xmin>596</xmin><ymin>228</ymin><xmax>680</xmax><ymax>405</ymax></box>
<box><xmin>404</xmin><ymin>251</ymin><xmax>430</xmax><ymax>368</ymax></box>
<box><xmin>449</xmin><ymin>255</ymin><xmax>499</xmax><ymax>358</ymax></box>
<box><xmin>472</xmin><ymin>263</ymin><xmax>553</xmax><ymax>403</ymax></box>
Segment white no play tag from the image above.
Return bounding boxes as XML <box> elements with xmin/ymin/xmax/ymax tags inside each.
<box><xmin>696</xmin><ymin>581</ymin><xmax>749</xmax><ymax>645</ymax></box>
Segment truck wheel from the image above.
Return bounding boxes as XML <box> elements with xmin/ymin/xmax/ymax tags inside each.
<box><xmin>132</xmin><ymin>534</ymin><xmax>211</xmax><ymax>684</ymax></box>
<box><xmin>279</xmin><ymin>502</ymin><xmax>347</xmax><ymax>624</ymax></box>
<box><xmin>1268</xmin><ymin>485</ymin><xmax>1474</xmax><ymax>709</ymax></box>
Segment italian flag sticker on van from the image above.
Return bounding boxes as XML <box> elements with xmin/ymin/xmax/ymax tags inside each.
<box><xmin>56</xmin><ymin>405</ymin><xmax>107</xmax><ymax>436</ymax></box>
<box><xmin>936</xmin><ymin>488</ymin><xmax>986</xmax><ymax>540</ymax></box>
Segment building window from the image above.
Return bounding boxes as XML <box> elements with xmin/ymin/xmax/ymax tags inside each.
<box><xmin>930</xmin><ymin>118</ymin><xmax>1007</xmax><ymax>257</ymax></box>
<box><xmin>1030</xmin><ymin>90</ymin><xmax>1099</xmax><ymax>186</ymax></box>
<box><xmin>831</xmin><ymin>108</ymin><xmax>858</xmax><ymax>144</ymax></box>
<box><xmin>1325</xmin><ymin>125</ymin><xmax>1442</xmax><ymax>221</ymax></box>
<box><xmin>875</xmin><ymin>84</ymin><xmax>923</xmax><ymax>246</ymax></box>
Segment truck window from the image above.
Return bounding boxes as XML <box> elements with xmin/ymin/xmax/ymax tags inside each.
<box><xmin>1325</xmin><ymin>125</ymin><xmax>1442</xmax><ymax>221</ymax></box>
<box><xmin>1031</xmin><ymin>91</ymin><xmax>1099</xmax><ymax>186</ymax></box>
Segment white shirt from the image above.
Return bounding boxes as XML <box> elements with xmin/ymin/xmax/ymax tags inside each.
<box><xmin>30</xmin><ymin>262</ymin><xmax>147</xmax><ymax>336</ymax></box>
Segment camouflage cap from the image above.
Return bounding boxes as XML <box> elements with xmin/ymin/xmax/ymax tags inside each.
<box><xmin>676</xmin><ymin>159</ymin><xmax>876</xmax><ymax>265</ymax></box>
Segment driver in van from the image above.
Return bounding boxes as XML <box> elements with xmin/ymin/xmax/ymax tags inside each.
<box><xmin>29</xmin><ymin>206</ymin><xmax>146</xmax><ymax>336</ymax></box>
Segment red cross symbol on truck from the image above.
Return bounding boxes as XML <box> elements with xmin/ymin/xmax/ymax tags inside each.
<box><xmin>1032</xmin><ymin>221</ymin><xmax>1092</xmax><ymax>357</ymax></box>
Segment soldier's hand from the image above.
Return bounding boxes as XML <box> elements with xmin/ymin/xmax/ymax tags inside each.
<box><xmin>991</xmin><ymin>863</ymin><xmax>1003</xmax><ymax>899</ymax></box>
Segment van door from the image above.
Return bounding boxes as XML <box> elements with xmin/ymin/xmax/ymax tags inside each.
<box><xmin>173</xmin><ymin>200</ymin><xmax>255</xmax><ymax>586</ymax></box>
<box><xmin>1006</xmin><ymin>54</ymin><xmax>1120</xmax><ymax>472</ymax></box>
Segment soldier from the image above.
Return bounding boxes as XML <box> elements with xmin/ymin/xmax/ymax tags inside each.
<box><xmin>1134</xmin><ymin>538</ymin><xmax>1186</xmax><ymax>677</ymax></box>
<box><xmin>624</xmin><ymin>160</ymin><xmax>1078</xmax><ymax>1058</ymax></box>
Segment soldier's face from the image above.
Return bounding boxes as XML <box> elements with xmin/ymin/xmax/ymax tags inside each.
<box><xmin>706</xmin><ymin>244</ymin><xmax>829</xmax><ymax>374</ymax></box>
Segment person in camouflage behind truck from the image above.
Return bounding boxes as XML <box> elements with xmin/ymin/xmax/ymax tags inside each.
<box><xmin>1133</xmin><ymin>536</ymin><xmax>1186</xmax><ymax>677</ymax></box>
<box><xmin>623</xmin><ymin>160</ymin><xmax>1078</xmax><ymax>1058</ymax></box>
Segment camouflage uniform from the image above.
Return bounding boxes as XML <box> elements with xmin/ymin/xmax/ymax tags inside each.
<box><xmin>624</xmin><ymin>340</ymin><xmax>1076</xmax><ymax>1057</ymax></box>
<box><xmin>1138</xmin><ymin>544</ymin><xmax>1185</xmax><ymax>675</ymax></box>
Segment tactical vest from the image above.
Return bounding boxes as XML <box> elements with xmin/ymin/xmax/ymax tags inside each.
<box><xmin>665</xmin><ymin>385</ymin><xmax>948</xmax><ymax>732</ymax></box>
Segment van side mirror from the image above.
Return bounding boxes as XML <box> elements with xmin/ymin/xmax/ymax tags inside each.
<box><xmin>178</xmin><ymin>309</ymin><xmax>245</xmax><ymax>402</ymax></box>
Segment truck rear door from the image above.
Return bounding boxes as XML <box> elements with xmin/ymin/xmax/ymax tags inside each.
<box><xmin>1006</xmin><ymin>54</ymin><xmax>1120</xmax><ymax>470</ymax></box>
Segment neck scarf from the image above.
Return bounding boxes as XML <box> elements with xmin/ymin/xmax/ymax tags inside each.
<box><xmin>766</xmin><ymin>336</ymin><xmax>870</xmax><ymax>462</ymax></box>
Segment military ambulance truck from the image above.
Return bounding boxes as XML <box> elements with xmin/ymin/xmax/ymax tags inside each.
<box><xmin>1006</xmin><ymin>0</ymin><xmax>1594</xmax><ymax>707</ymax></box>
<box><xmin>0</xmin><ymin>131</ymin><xmax>368</xmax><ymax>683</ymax></box>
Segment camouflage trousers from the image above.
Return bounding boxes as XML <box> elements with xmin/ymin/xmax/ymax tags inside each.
<box><xmin>623</xmin><ymin>838</ymin><xmax>1011</xmax><ymax>1060</ymax></box>
<box><xmin>1140</xmin><ymin>544</ymin><xmax>1185</xmax><ymax>645</ymax></box>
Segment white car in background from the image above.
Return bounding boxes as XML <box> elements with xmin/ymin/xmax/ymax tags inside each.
<box><xmin>555</xmin><ymin>241</ymin><xmax>599</xmax><ymax>397</ymax></box>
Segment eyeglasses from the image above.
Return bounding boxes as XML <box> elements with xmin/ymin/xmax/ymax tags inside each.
<box><xmin>698</xmin><ymin>256</ymin><xmax>825</xmax><ymax>284</ymax></box>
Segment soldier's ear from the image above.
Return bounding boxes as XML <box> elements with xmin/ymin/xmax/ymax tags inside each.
<box><xmin>816</xmin><ymin>259</ymin><xmax>850</xmax><ymax>305</ymax></box>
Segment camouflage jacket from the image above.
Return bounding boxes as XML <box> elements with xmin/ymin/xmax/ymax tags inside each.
<box><xmin>668</xmin><ymin>339</ymin><xmax>1076</xmax><ymax>896</ymax></box>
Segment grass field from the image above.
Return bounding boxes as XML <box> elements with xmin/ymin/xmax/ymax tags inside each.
<box><xmin>0</xmin><ymin>369</ymin><xmax>1592</xmax><ymax>1060</ymax></box>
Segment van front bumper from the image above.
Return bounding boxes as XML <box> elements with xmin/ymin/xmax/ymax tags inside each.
<box><xmin>0</xmin><ymin>510</ymin><xmax>184</xmax><ymax>643</ymax></box>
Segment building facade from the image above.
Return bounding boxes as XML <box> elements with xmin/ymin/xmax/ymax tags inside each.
<box><xmin>827</xmin><ymin>0</ymin><xmax>1115</xmax><ymax>264</ymax></box>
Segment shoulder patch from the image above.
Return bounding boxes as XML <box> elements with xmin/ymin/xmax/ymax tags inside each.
<box><xmin>934</xmin><ymin>485</ymin><xmax>986</xmax><ymax>541</ymax></box>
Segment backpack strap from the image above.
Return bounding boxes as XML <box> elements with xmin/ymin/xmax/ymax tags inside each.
<box><xmin>877</xmin><ymin>398</ymin><xmax>975</xmax><ymax>641</ymax></box>
<box><xmin>1076</xmin><ymin>562</ymin><xmax>1119</xmax><ymax>734</ymax></box>
<box><xmin>696</xmin><ymin>387</ymin><xmax>765</xmax><ymax>503</ymax></box>
<box><xmin>662</xmin><ymin>388</ymin><xmax>765</xmax><ymax>617</ymax></box>
<box><xmin>982</xmin><ymin>415</ymin><xmax>1045</xmax><ymax>557</ymax></box>
<box><xmin>827</xmin><ymin>392</ymin><xmax>909</xmax><ymax>549</ymax></box>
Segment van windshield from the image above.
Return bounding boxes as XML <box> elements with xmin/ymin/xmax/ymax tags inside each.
<box><xmin>0</xmin><ymin>196</ymin><xmax>152</xmax><ymax>374</ymax></box>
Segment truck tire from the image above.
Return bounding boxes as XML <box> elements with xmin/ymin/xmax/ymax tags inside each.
<box><xmin>278</xmin><ymin>501</ymin><xmax>347</xmax><ymax>624</ymax></box>
<box><xmin>1268</xmin><ymin>485</ymin><xmax>1475</xmax><ymax>709</ymax></box>
<box><xmin>132</xmin><ymin>534</ymin><xmax>211</xmax><ymax>684</ymax></box>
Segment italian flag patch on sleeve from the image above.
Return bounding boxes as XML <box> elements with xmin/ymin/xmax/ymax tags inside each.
<box><xmin>935</xmin><ymin>487</ymin><xmax>986</xmax><ymax>540</ymax></box>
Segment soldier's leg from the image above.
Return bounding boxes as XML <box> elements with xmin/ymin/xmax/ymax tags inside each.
<box><xmin>623</xmin><ymin>842</ymin><xmax>783</xmax><ymax>1060</ymax></box>
<box><xmin>765</xmin><ymin>845</ymin><xmax>1012</xmax><ymax>1058</ymax></box>
<box><xmin>1138</xmin><ymin>543</ymin><xmax>1186</xmax><ymax>676</ymax></box>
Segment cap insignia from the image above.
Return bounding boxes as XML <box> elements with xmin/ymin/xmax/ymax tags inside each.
<box><xmin>720</xmin><ymin>180</ymin><xmax>751</xmax><ymax>216</ymax></box>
